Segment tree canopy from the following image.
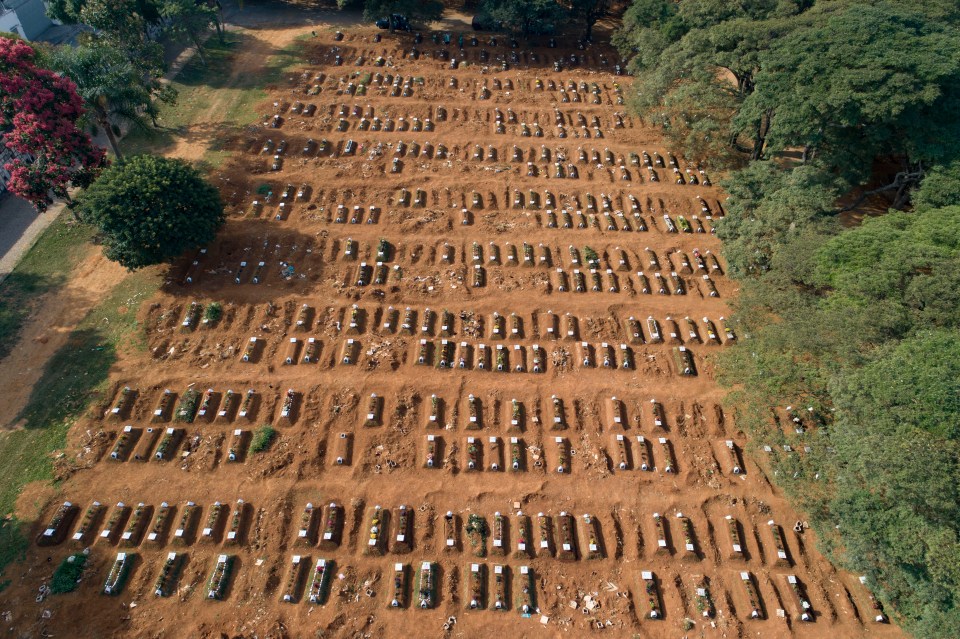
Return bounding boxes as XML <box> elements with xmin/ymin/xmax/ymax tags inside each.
<box><xmin>47</xmin><ymin>0</ymin><xmax>162</xmax><ymax>26</ymax></box>
<box><xmin>615</xmin><ymin>0</ymin><xmax>960</xmax><ymax>191</ymax></box>
<box><xmin>567</xmin><ymin>0</ymin><xmax>611</xmax><ymax>40</ymax></box>
<box><xmin>341</xmin><ymin>0</ymin><xmax>608</xmax><ymax>39</ymax></box>
<box><xmin>338</xmin><ymin>0</ymin><xmax>444</xmax><ymax>26</ymax></box>
<box><xmin>74</xmin><ymin>155</ymin><xmax>224</xmax><ymax>269</ymax></box>
<box><xmin>49</xmin><ymin>0</ymin><xmax>182</xmax><ymax>134</ymax></box>
<box><xmin>478</xmin><ymin>0</ymin><xmax>567</xmax><ymax>36</ymax></box>
<box><xmin>160</xmin><ymin>0</ymin><xmax>222</xmax><ymax>66</ymax></box>
<box><xmin>716</xmin><ymin>205</ymin><xmax>960</xmax><ymax>637</ymax></box>
<box><xmin>50</xmin><ymin>41</ymin><xmax>171</xmax><ymax>158</ymax></box>
<box><xmin>614</xmin><ymin>1</ymin><xmax>960</xmax><ymax>634</ymax></box>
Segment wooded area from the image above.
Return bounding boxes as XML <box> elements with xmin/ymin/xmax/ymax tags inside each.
<box><xmin>614</xmin><ymin>1</ymin><xmax>960</xmax><ymax>636</ymax></box>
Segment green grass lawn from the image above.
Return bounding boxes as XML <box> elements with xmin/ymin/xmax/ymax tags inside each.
<box><xmin>0</xmin><ymin>215</ymin><xmax>94</xmax><ymax>361</ymax></box>
<box><xmin>122</xmin><ymin>31</ymin><xmax>307</xmax><ymax>159</ymax></box>
<box><xmin>0</xmin><ymin>212</ymin><xmax>93</xmax><ymax>591</ymax></box>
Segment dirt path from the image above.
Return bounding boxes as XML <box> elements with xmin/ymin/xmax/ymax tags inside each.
<box><xmin>0</xmin><ymin>251</ymin><xmax>127</xmax><ymax>428</ymax></box>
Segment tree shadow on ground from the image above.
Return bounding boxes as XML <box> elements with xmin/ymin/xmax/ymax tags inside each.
<box><xmin>174</xmin><ymin>30</ymin><xmax>304</xmax><ymax>90</ymax></box>
<box><xmin>0</xmin><ymin>273</ymin><xmax>63</xmax><ymax>361</ymax></box>
<box><xmin>16</xmin><ymin>327</ymin><xmax>117</xmax><ymax>431</ymax></box>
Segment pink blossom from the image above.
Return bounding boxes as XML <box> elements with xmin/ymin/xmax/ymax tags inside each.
<box><xmin>0</xmin><ymin>36</ymin><xmax>107</xmax><ymax>210</ymax></box>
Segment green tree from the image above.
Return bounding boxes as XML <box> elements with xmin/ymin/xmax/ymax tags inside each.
<box><xmin>913</xmin><ymin>161</ymin><xmax>960</xmax><ymax>211</ymax></box>
<box><xmin>716</xmin><ymin>161</ymin><xmax>840</xmax><ymax>276</ymax></box>
<box><xmin>51</xmin><ymin>41</ymin><xmax>173</xmax><ymax>158</ymax></box>
<box><xmin>567</xmin><ymin>0</ymin><xmax>610</xmax><ymax>41</ymax></box>
<box><xmin>811</xmin><ymin>207</ymin><xmax>960</xmax><ymax>335</ymax></box>
<box><xmin>829</xmin><ymin>331</ymin><xmax>960</xmax><ymax>633</ymax></box>
<box><xmin>717</xmin><ymin>205</ymin><xmax>960</xmax><ymax>637</ymax></box>
<box><xmin>339</xmin><ymin>0</ymin><xmax>444</xmax><ymax>28</ymax></box>
<box><xmin>615</xmin><ymin>1</ymin><xmax>801</xmax><ymax>162</ymax></box>
<box><xmin>48</xmin><ymin>0</ymin><xmax>162</xmax><ymax>26</ymax></box>
<box><xmin>74</xmin><ymin>156</ymin><xmax>224</xmax><ymax>269</ymax></box>
<box><xmin>615</xmin><ymin>0</ymin><xmax>960</xmax><ymax>197</ymax></box>
<box><xmin>611</xmin><ymin>0</ymin><xmax>685</xmax><ymax>71</ymax></box>
<box><xmin>736</xmin><ymin>2</ymin><xmax>960</xmax><ymax>182</ymax></box>
<box><xmin>628</xmin><ymin>2</ymin><xmax>960</xmax><ymax>634</ymax></box>
<box><xmin>479</xmin><ymin>0</ymin><xmax>568</xmax><ymax>37</ymax></box>
<box><xmin>161</xmin><ymin>0</ymin><xmax>221</xmax><ymax>66</ymax></box>
<box><xmin>78</xmin><ymin>0</ymin><xmax>166</xmax><ymax>79</ymax></box>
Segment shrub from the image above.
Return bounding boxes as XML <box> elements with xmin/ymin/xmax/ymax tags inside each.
<box><xmin>583</xmin><ymin>246</ymin><xmax>599</xmax><ymax>266</ymax></box>
<box><xmin>50</xmin><ymin>553</ymin><xmax>87</xmax><ymax>594</ymax></box>
<box><xmin>203</xmin><ymin>302</ymin><xmax>223</xmax><ymax>323</ymax></box>
<box><xmin>249</xmin><ymin>424</ymin><xmax>276</xmax><ymax>453</ymax></box>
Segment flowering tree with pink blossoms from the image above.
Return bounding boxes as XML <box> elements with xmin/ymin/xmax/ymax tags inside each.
<box><xmin>0</xmin><ymin>36</ymin><xmax>107</xmax><ymax>211</ymax></box>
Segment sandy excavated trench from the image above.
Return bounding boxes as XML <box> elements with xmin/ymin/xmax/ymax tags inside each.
<box><xmin>0</xmin><ymin>26</ymin><xmax>905</xmax><ymax>639</ymax></box>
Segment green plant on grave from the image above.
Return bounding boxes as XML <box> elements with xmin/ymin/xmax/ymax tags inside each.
<box><xmin>465</xmin><ymin>514</ymin><xmax>489</xmax><ymax>557</ymax></box>
<box><xmin>175</xmin><ymin>388</ymin><xmax>200</xmax><ymax>422</ymax></box>
<box><xmin>583</xmin><ymin>246</ymin><xmax>599</xmax><ymax>267</ymax></box>
<box><xmin>50</xmin><ymin>553</ymin><xmax>87</xmax><ymax>594</ymax></box>
<box><xmin>203</xmin><ymin>302</ymin><xmax>223</xmax><ymax>323</ymax></box>
<box><xmin>249</xmin><ymin>424</ymin><xmax>276</xmax><ymax>453</ymax></box>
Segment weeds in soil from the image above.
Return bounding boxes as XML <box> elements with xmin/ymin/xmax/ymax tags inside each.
<box><xmin>250</xmin><ymin>424</ymin><xmax>277</xmax><ymax>453</ymax></box>
<box><xmin>50</xmin><ymin>553</ymin><xmax>87</xmax><ymax>594</ymax></box>
<box><xmin>203</xmin><ymin>301</ymin><xmax>223</xmax><ymax>323</ymax></box>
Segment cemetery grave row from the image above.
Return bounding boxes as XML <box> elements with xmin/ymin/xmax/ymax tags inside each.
<box><xmin>17</xmin><ymin>24</ymin><xmax>891</xmax><ymax>638</ymax></box>
<box><xmin>41</xmin><ymin>499</ymin><xmax>807</xmax><ymax>571</ymax></box>
<box><xmin>37</xmin><ymin>495</ymin><xmax>849</xmax><ymax>624</ymax></box>
<box><xmin>104</xmin><ymin>386</ymin><xmax>723</xmax><ymax>434</ymax></box>
<box><xmin>159</xmin><ymin>301</ymin><xmax>734</xmax><ymax>347</ymax></box>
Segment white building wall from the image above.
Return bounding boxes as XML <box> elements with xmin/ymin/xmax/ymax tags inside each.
<box><xmin>11</xmin><ymin>0</ymin><xmax>50</xmax><ymax>39</ymax></box>
<box><xmin>0</xmin><ymin>0</ymin><xmax>52</xmax><ymax>40</ymax></box>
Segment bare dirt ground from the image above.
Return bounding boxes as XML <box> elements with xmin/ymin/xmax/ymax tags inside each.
<box><xmin>0</xmin><ymin>23</ymin><xmax>906</xmax><ymax>639</ymax></box>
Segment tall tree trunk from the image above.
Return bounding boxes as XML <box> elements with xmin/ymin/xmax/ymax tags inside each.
<box><xmin>99</xmin><ymin>112</ymin><xmax>123</xmax><ymax>159</ymax></box>
<box><xmin>64</xmin><ymin>192</ymin><xmax>82</xmax><ymax>221</ymax></box>
<box><xmin>751</xmin><ymin>108</ymin><xmax>772</xmax><ymax>160</ymax></box>
<box><xmin>751</xmin><ymin>123</ymin><xmax>765</xmax><ymax>160</ymax></box>
<box><xmin>192</xmin><ymin>34</ymin><xmax>207</xmax><ymax>66</ymax></box>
